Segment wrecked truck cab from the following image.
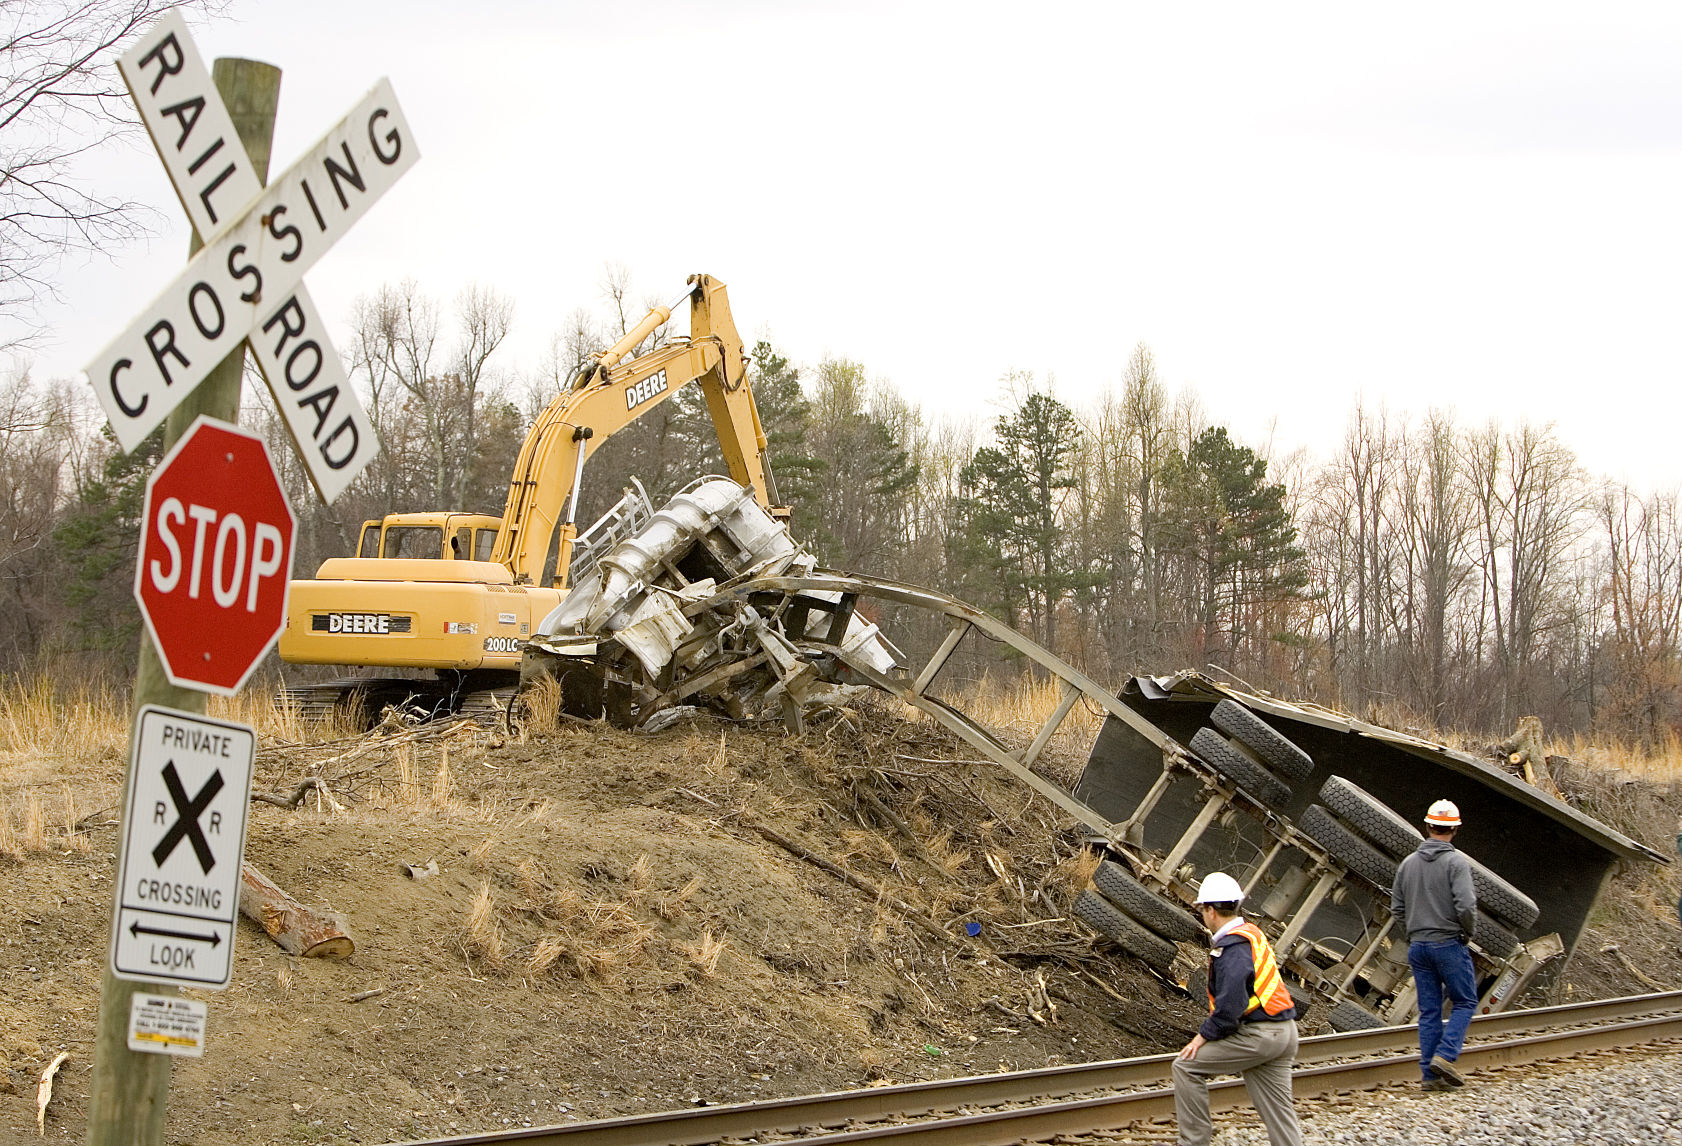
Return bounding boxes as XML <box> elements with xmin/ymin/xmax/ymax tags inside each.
<box><xmin>522</xmin><ymin>477</ymin><xmax>898</xmax><ymax>727</ymax></box>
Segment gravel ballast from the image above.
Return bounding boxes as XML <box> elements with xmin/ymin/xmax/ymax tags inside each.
<box><xmin>1215</xmin><ymin>1049</ymin><xmax>1682</xmax><ymax>1145</ymax></box>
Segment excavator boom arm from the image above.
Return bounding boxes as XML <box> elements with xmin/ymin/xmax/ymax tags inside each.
<box><xmin>491</xmin><ymin>274</ymin><xmax>773</xmax><ymax>586</ymax></box>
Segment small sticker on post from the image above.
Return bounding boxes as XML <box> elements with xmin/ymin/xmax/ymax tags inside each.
<box><xmin>127</xmin><ymin>992</ymin><xmax>207</xmax><ymax>1057</ymax></box>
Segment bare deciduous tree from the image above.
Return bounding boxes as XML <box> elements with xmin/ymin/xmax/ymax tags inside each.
<box><xmin>450</xmin><ymin>282</ymin><xmax>513</xmax><ymax>506</ymax></box>
<box><xmin>1464</xmin><ymin>421</ymin><xmax>1587</xmax><ymax>725</ymax></box>
<box><xmin>0</xmin><ymin>369</ymin><xmax>96</xmax><ymax>659</ymax></box>
<box><xmin>1597</xmin><ymin>484</ymin><xmax>1682</xmax><ymax>744</ymax></box>
<box><xmin>1394</xmin><ymin>410</ymin><xmax>1478</xmax><ymax>722</ymax></box>
<box><xmin>348</xmin><ymin>278</ymin><xmax>513</xmax><ymax>508</ymax></box>
<box><xmin>0</xmin><ymin>0</ymin><xmax>222</xmax><ymax>345</ymax></box>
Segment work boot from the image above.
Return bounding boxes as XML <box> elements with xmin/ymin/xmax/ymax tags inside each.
<box><xmin>1429</xmin><ymin>1055</ymin><xmax>1465</xmax><ymax>1087</ymax></box>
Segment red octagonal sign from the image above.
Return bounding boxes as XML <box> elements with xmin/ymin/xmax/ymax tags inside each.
<box><xmin>133</xmin><ymin>417</ymin><xmax>297</xmax><ymax>696</ymax></box>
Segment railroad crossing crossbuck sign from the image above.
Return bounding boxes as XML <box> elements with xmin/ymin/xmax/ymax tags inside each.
<box><xmin>133</xmin><ymin>416</ymin><xmax>297</xmax><ymax>695</ymax></box>
<box><xmin>110</xmin><ymin>707</ymin><xmax>255</xmax><ymax>989</ymax></box>
<box><xmin>85</xmin><ymin>10</ymin><xmax>415</xmax><ymax>503</ymax></box>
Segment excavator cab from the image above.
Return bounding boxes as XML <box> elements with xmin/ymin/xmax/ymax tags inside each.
<box><xmin>353</xmin><ymin>513</ymin><xmax>504</xmax><ymax>561</ymax></box>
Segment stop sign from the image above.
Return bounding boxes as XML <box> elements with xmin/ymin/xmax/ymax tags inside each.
<box><xmin>133</xmin><ymin>417</ymin><xmax>297</xmax><ymax>695</ymax></box>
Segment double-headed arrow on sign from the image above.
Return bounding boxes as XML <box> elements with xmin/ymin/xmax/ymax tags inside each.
<box><xmin>87</xmin><ymin>12</ymin><xmax>413</xmax><ymax>503</ymax></box>
<box><xmin>129</xmin><ymin>920</ymin><xmax>222</xmax><ymax>948</ymax></box>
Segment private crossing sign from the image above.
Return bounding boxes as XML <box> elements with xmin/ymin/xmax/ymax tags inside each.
<box><xmin>110</xmin><ymin>706</ymin><xmax>255</xmax><ymax>989</ymax></box>
<box><xmin>86</xmin><ymin>11</ymin><xmax>411</xmax><ymax>502</ymax></box>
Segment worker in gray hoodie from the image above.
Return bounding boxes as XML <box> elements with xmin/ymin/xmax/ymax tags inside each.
<box><xmin>1391</xmin><ymin>798</ymin><xmax>1478</xmax><ymax>1092</ymax></box>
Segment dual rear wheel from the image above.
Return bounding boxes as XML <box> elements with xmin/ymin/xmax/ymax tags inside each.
<box><xmin>1072</xmin><ymin>862</ymin><xmax>1200</xmax><ymax>972</ymax></box>
<box><xmin>1079</xmin><ymin>704</ymin><xmax>1319</xmax><ymax>969</ymax></box>
<box><xmin>1296</xmin><ymin>775</ymin><xmax>1537</xmax><ymax>959</ymax></box>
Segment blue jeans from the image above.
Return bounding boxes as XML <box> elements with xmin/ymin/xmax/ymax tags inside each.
<box><xmin>1408</xmin><ymin>938</ymin><xmax>1477</xmax><ymax>1079</ymax></box>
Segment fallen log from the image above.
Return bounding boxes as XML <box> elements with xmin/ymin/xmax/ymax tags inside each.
<box><xmin>240</xmin><ymin>863</ymin><xmax>355</xmax><ymax>958</ymax></box>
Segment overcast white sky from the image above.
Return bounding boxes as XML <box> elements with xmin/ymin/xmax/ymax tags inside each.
<box><xmin>30</xmin><ymin>1</ymin><xmax>1682</xmax><ymax>490</ymax></box>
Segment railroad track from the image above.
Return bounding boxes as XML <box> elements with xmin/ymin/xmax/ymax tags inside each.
<box><xmin>396</xmin><ymin>990</ymin><xmax>1682</xmax><ymax>1146</ymax></box>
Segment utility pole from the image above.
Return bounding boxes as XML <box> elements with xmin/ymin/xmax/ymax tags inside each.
<box><xmin>84</xmin><ymin>56</ymin><xmax>280</xmax><ymax>1146</ymax></box>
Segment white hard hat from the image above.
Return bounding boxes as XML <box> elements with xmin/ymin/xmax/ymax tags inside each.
<box><xmin>1425</xmin><ymin>799</ymin><xmax>1462</xmax><ymax>827</ymax></box>
<box><xmin>1194</xmin><ymin>871</ymin><xmax>1245</xmax><ymax>904</ymax></box>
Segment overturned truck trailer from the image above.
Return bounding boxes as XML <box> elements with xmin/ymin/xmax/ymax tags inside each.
<box><xmin>523</xmin><ymin>478</ymin><xmax>1668</xmax><ymax>1026</ymax></box>
<box><xmin>1075</xmin><ymin>672</ymin><xmax>1668</xmax><ymax>1026</ymax></box>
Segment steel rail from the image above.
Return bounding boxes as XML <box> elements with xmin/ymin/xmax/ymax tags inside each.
<box><xmin>390</xmin><ymin>991</ymin><xmax>1682</xmax><ymax>1146</ymax></box>
<box><xmin>760</xmin><ymin>1011</ymin><xmax>1682</xmax><ymax>1146</ymax></box>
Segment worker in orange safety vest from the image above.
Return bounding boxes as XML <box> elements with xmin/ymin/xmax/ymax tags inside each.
<box><xmin>1172</xmin><ymin>871</ymin><xmax>1303</xmax><ymax>1146</ymax></box>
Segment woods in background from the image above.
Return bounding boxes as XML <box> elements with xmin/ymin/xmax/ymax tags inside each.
<box><xmin>1</xmin><ymin>277</ymin><xmax>1675</xmax><ymax>750</ymax></box>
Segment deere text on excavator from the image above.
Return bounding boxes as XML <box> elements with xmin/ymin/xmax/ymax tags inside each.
<box><xmin>277</xmin><ymin>274</ymin><xmax>782</xmax><ymax>721</ymax></box>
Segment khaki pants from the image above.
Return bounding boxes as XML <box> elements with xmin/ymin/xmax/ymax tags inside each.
<box><xmin>1171</xmin><ymin>1018</ymin><xmax>1302</xmax><ymax>1146</ymax></box>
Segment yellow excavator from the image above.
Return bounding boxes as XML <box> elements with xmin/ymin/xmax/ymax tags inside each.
<box><xmin>277</xmin><ymin>274</ymin><xmax>782</xmax><ymax>720</ymax></box>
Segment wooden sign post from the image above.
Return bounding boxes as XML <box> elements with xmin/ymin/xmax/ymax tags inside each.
<box><xmin>84</xmin><ymin>15</ymin><xmax>417</xmax><ymax>1144</ymax></box>
<box><xmin>84</xmin><ymin>55</ymin><xmax>278</xmax><ymax>1146</ymax></box>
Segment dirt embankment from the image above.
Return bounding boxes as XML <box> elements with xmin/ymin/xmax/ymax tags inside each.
<box><xmin>2</xmin><ymin>703</ymin><xmax>1202</xmax><ymax>1145</ymax></box>
<box><xmin>2</xmin><ymin>700</ymin><xmax>1679</xmax><ymax>1145</ymax></box>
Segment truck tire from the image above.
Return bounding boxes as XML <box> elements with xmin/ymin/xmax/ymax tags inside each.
<box><xmin>1466</xmin><ymin>855</ymin><xmax>1540</xmax><ymax>930</ymax></box>
<box><xmin>1210</xmin><ymin>699</ymin><xmax>1315</xmax><ymax>783</ymax></box>
<box><xmin>1093</xmin><ymin>861</ymin><xmax>1204</xmax><ymax>942</ymax></box>
<box><xmin>1189</xmin><ymin>727</ymin><xmax>1293</xmax><ymax>809</ymax></box>
<box><xmin>1072</xmin><ymin>890</ymin><xmax>1178</xmax><ymax>971</ymax></box>
<box><xmin>1471</xmin><ymin>911</ymin><xmax>1520</xmax><ymax>959</ymax></box>
<box><xmin>1327</xmin><ymin>998</ymin><xmax>1387</xmax><ymax>1031</ymax></box>
<box><xmin>1298</xmin><ymin>804</ymin><xmax>1398</xmax><ymax>890</ymax></box>
<box><xmin>1317</xmin><ymin>776</ymin><xmax>1422</xmax><ymax>860</ymax></box>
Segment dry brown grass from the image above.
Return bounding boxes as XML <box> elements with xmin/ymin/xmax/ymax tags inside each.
<box><xmin>526</xmin><ymin>934</ymin><xmax>568</xmax><ymax>976</ymax></box>
<box><xmin>627</xmin><ymin>853</ymin><xmax>654</xmax><ymax>908</ymax></box>
<box><xmin>515</xmin><ymin>676</ymin><xmax>562</xmax><ymax>739</ymax></box>
<box><xmin>512</xmin><ymin>798</ymin><xmax>553</xmax><ymax>829</ymax></box>
<box><xmin>515</xmin><ymin>859</ymin><xmax>546</xmax><ymax>903</ymax></box>
<box><xmin>59</xmin><ymin>785</ymin><xmax>90</xmax><ymax>853</ymax></box>
<box><xmin>947</xmin><ymin>674</ymin><xmax>1102</xmax><ymax>749</ymax></box>
<box><xmin>684</xmin><ymin>927</ymin><xmax>727</xmax><ymax>977</ymax></box>
<box><xmin>0</xmin><ymin>783</ymin><xmax>97</xmax><ymax>860</ymax></box>
<box><xmin>228</xmin><ymin>679</ymin><xmax>376</xmax><ymax>742</ymax></box>
<box><xmin>924</xmin><ymin>826</ymin><xmax>970</xmax><ymax>875</ymax></box>
<box><xmin>0</xmin><ymin>667</ymin><xmax>370</xmax><ymax>769</ymax></box>
<box><xmin>429</xmin><ymin>745</ymin><xmax>454</xmax><ymax>808</ymax></box>
<box><xmin>1556</xmin><ymin>729</ymin><xmax>1682</xmax><ymax>784</ymax></box>
<box><xmin>0</xmin><ymin>671</ymin><xmax>127</xmax><ymax>760</ymax></box>
<box><xmin>527</xmin><ymin>885</ymin><xmax>657</xmax><ymax>982</ymax></box>
<box><xmin>839</xmin><ymin>827</ymin><xmax>901</xmax><ymax>868</ymax></box>
<box><xmin>463</xmin><ymin>882</ymin><xmax>506</xmax><ymax>970</ymax></box>
<box><xmin>1049</xmin><ymin>846</ymin><xmax>1104</xmax><ymax>895</ymax></box>
<box><xmin>655</xmin><ymin>876</ymin><xmax>701</xmax><ymax>921</ymax></box>
<box><xmin>395</xmin><ymin>744</ymin><xmax>417</xmax><ymax>803</ymax></box>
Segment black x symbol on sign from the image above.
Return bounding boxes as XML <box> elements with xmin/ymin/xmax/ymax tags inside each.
<box><xmin>152</xmin><ymin>761</ymin><xmax>224</xmax><ymax>874</ymax></box>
